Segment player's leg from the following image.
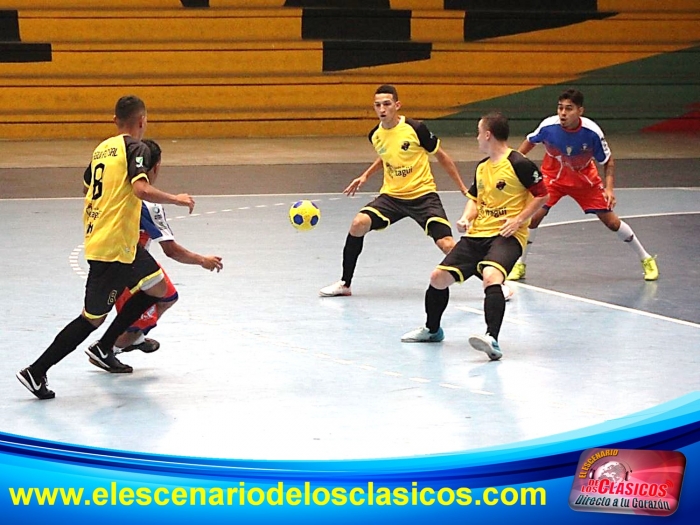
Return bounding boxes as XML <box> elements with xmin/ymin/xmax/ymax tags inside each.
<box><xmin>115</xmin><ymin>271</ymin><xmax>177</xmax><ymax>354</ymax></box>
<box><xmin>86</xmin><ymin>247</ymin><xmax>164</xmax><ymax>372</ymax></box>
<box><xmin>402</xmin><ymin>238</ymin><xmax>479</xmax><ymax>342</ymax></box>
<box><xmin>469</xmin><ymin>236</ymin><xmax>522</xmax><ymax>361</ymax></box>
<box><xmin>507</xmin><ymin>186</ymin><xmax>559</xmax><ymax>281</ymax></box>
<box><xmin>320</xmin><ymin>195</ymin><xmax>400</xmax><ymax>296</ymax></box>
<box><xmin>16</xmin><ymin>261</ymin><xmax>119</xmax><ymax>399</ymax></box>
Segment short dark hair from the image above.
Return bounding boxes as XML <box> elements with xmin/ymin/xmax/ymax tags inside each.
<box><xmin>115</xmin><ymin>95</ymin><xmax>146</xmax><ymax>125</ymax></box>
<box><xmin>481</xmin><ymin>111</ymin><xmax>509</xmax><ymax>141</ymax></box>
<box><xmin>141</xmin><ymin>139</ymin><xmax>161</xmax><ymax>170</ymax></box>
<box><xmin>559</xmin><ymin>88</ymin><xmax>584</xmax><ymax>107</ymax></box>
<box><xmin>375</xmin><ymin>84</ymin><xmax>399</xmax><ymax>102</ymax></box>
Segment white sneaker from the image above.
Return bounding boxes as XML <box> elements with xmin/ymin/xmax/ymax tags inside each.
<box><xmin>319</xmin><ymin>280</ymin><xmax>352</xmax><ymax>297</ymax></box>
<box><xmin>401</xmin><ymin>326</ymin><xmax>445</xmax><ymax>343</ymax></box>
<box><xmin>468</xmin><ymin>334</ymin><xmax>502</xmax><ymax>361</ymax></box>
<box><xmin>502</xmin><ymin>283</ymin><xmax>514</xmax><ymax>302</ymax></box>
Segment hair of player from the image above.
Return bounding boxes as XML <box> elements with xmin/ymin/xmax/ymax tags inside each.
<box><xmin>559</xmin><ymin>88</ymin><xmax>584</xmax><ymax>107</ymax></box>
<box><xmin>481</xmin><ymin>111</ymin><xmax>510</xmax><ymax>141</ymax></box>
<box><xmin>115</xmin><ymin>95</ymin><xmax>146</xmax><ymax>126</ymax></box>
<box><xmin>142</xmin><ymin>139</ymin><xmax>162</xmax><ymax>169</ymax></box>
<box><xmin>375</xmin><ymin>84</ymin><xmax>399</xmax><ymax>102</ymax></box>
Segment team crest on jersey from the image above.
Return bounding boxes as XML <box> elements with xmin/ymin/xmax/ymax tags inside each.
<box><xmin>496</xmin><ymin>180</ymin><xmax>506</xmax><ymax>191</ymax></box>
<box><xmin>582</xmin><ymin>143</ymin><xmax>589</xmax><ymax>151</ymax></box>
<box><xmin>401</xmin><ymin>141</ymin><xmax>410</xmax><ymax>151</ymax></box>
<box><xmin>566</xmin><ymin>146</ymin><xmax>573</xmax><ymax>155</ymax></box>
<box><xmin>136</xmin><ymin>156</ymin><xmax>144</xmax><ymax>168</ymax></box>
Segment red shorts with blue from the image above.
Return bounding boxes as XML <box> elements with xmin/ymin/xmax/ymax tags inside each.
<box><xmin>545</xmin><ymin>180</ymin><xmax>611</xmax><ymax>214</ymax></box>
<box><xmin>115</xmin><ymin>266</ymin><xmax>178</xmax><ymax>334</ymax></box>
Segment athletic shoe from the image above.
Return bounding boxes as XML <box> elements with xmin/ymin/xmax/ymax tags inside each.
<box><xmin>401</xmin><ymin>326</ymin><xmax>445</xmax><ymax>343</ymax></box>
<box><xmin>502</xmin><ymin>283</ymin><xmax>514</xmax><ymax>302</ymax></box>
<box><xmin>641</xmin><ymin>256</ymin><xmax>659</xmax><ymax>281</ymax></box>
<box><xmin>121</xmin><ymin>338</ymin><xmax>160</xmax><ymax>354</ymax></box>
<box><xmin>85</xmin><ymin>342</ymin><xmax>133</xmax><ymax>373</ymax></box>
<box><xmin>319</xmin><ymin>280</ymin><xmax>352</xmax><ymax>297</ymax></box>
<box><xmin>16</xmin><ymin>367</ymin><xmax>55</xmax><ymax>400</ymax></box>
<box><xmin>506</xmin><ymin>261</ymin><xmax>526</xmax><ymax>281</ymax></box>
<box><xmin>468</xmin><ymin>334</ymin><xmax>503</xmax><ymax>361</ymax></box>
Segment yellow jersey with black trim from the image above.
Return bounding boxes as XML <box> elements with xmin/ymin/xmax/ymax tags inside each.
<box><xmin>467</xmin><ymin>149</ymin><xmax>543</xmax><ymax>249</ymax></box>
<box><xmin>369</xmin><ymin>116</ymin><xmax>440</xmax><ymax>200</ymax></box>
<box><xmin>82</xmin><ymin>134</ymin><xmax>151</xmax><ymax>263</ymax></box>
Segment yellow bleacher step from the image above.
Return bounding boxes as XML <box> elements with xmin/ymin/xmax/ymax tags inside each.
<box><xmin>17</xmin><ymin>8</ymin><xmax>302</xmax><ymax>43</ymax></box>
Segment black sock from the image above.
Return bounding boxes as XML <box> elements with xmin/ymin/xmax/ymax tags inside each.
<box><xmin>32</xmin><ymin>315</ymin><xmax>97</xmax><ymax>376</ymax></box>
<box><xmin>98</xmin><ymin>291</ymin><xmax>159</xmax><ymax>351</ymax></box>
<box><xmin>341</xmin><ymin>234</ymin><xmax>364</xmax><ymax>287</ymax></box>
<box><xmin>484</xmin><ymin>284</ymin><xmax>506</xmax><ymax>340</ymax></box>
<box><xmin>426</xmin><ymin>285</ymin><xmax>449</xmax><ymax>333</ymax></box>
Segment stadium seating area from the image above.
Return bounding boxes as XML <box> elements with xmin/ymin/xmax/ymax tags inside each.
<box><xmin>0</xmin><ymin>0</ymin><xmax>698</xmax><ymax>138</ymax></box>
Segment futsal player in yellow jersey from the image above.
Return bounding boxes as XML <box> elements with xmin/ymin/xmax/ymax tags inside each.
<box><xmin>320</xmin><ymin>85</ymin><xmax>469</xmax><ymax>297</ymax></box>
<box><xmin>402</xmin><ymin>112</ymin><xmax>549</xmax><ymax>361</ymax></box>
<box><xmin>17</xmin><ymin>95</ymin><xmax>195</xmax><ymax>400</ymax></box>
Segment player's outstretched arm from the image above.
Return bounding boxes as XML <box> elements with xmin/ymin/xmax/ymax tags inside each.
<box><xmin>434</xmin><ymin>147</ymin><xmax>468</xmax><ymax>195</ymax></box>
<box><xmin>132</xmin><ymin>179</ymin><xmax>195</xmax><ymax>213</ymax></box>
<box><xmin>343</xmin><ymin>157</ymin><xmax>383</xmax><ymax>196</ymax></box>
<box><xmin>160</xmin><ymin>240</ymin><xmax>223</xmax><ymax>272</ymax></box>
<box><xmin>517</xmin><ymin>140</ymin><xmax>536</xmax><ymax>156</ymax></box>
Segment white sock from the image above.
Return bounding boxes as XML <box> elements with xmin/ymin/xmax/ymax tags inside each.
<box><xmin>521</xmin><ymin>229</ymin><xmax>538</xmax><ymax>264</ymax></box>
<box><xmin>113</xmin><ymin>345</ymin><xmax>123</xmax><ymax>355</ymax></box>
<box><xmin>131</xmin><ymin>333</ymin><xmax>146</xmax><ymax>346</ymax></box>
<box><xmin>616</xmin><ymin>221</ymin><xmax>650</xmax><ymax>260</ymax></box>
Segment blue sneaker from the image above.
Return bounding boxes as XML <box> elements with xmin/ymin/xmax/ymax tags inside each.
<box><xmin>401</xmin><ymin>326</ymin><xmax>445</xmax><ymax>343</ymax></box>
<box><xmin>469</xmin><ymin>334</ymin><xmax>502</xmax><ymax>361</ymax></box>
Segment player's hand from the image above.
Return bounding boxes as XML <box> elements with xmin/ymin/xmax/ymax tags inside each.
<box><xmin>176</xmin><ymin>193</ymin><xmax>195</xmax><ymax>213</ymax></box>
<box><xmin>343</xmin><ymin>175</ymin><xmax>367</xmax><ymax>197</ymax></box>
<box><xmin>201</xmin><ymin>255</ymin><xmax>223</xmax><ymax>272</ymax></box>
<box><xmin>456</xmin><ymin>218</ymin><xmax>470</xmax><ymax>233</ymax></box>
<box><xmin>499</xmin><ymin>218</ymin><xmax>522</xmax><ymax>237</ymax></box>
<box><xmin>604</xmin><ymin>188</ymin><xmax>616</xmax><ymax>209</ymax></box>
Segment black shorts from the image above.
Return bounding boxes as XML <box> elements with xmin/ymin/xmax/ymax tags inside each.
<box><xmin>360</xmin><ymin>192</ymin><xmax>452</xmax><ymax>241</ymax></box>
<box><xmin>436</xmin><ymin>235</ymin><xmax>522</xmax><ymax>283</ymax></box>
<box><xmin>83</xmin><ymin>245</ymin><xmax>163</xmax><ymax>320</ymax></box>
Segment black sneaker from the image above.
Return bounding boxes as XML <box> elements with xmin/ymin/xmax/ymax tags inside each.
<box><xmin>121</xmin><ymin>338</ymin><xmax>160</xmax><ymax>354</ymax></box>
<box><xmin>16</xmin><ymin>367</ymin><xmax>55</xmax><ymax>400</ymax></box>
<box><xmin>85</xmin><ymin>342</ymin><xmax>133</xmax><ymax>373</ymax></box>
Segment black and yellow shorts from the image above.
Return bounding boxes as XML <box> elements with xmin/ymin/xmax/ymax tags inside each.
<box><xmin>437</xmin><ymin>235</ymin><xmax>522</xmax><ymax>283</ymax></box>
<box><xmin>360</xmin><ymin>192</ymin><xmax>452</xmax><ymax>241</ymax></box>
<box><xmin>83</xmin><ymin>245</ymin><xmax>163</xmax><ymax>320</ymax></box>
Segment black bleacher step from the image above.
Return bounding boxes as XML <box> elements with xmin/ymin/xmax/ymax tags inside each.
<box><xmin>302</xmin><ymin>7</ymin><xmax>411</xmax><ymax>41</ymax></box>
<box><xmin>285</xmin><ymin>1</ymin><xmax>390</xmax><ymax>8</ymax></box>
<box><xmin>323</xmin><ymin>40</ymin><xmax>431</xmax><ymax>71</ymax></box>
<box><xmin>0</xmin><ymin>42</ymin><xmax>52</xmax><ymax>62</ymax></box>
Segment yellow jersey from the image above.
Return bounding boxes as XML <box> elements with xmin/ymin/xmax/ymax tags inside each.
<box><xmin>369</xmin><ymin>116</ymin><xmax>440</xmax><ymax>200</ymax></box>
<box><xmin>82</xmin><ymin>134</ymin><xmax>150</xmax><ymax>263</ymax></box>
<box><xmin>467</xmin><ymin>149</ymin><xmax>543</xmax><ymax>249</ymax></box>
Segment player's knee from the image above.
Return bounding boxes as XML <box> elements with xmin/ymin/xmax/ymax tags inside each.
<box><xmin>482</xmin><ymin>266</ymin><xmax>504</xmax><ymax>288</ymax></box>
<box><xmin>436</xmin><ymin>236</ymin><xmax>455</xmax><ymax>254</ymax></box>
<box><xmin>82</xmin><ymin>312</ymin><xmax>106</xmax><ymax>328</ymax></box>
<box><xmin>429</xmin><ymin>268</ymin><xmax>452</xmax><ymax>289</ymax></box>
<box><xmin>600</xmin><ymin>213</ymin><xmax>620</xmax><ymax>231</ymax></box>
<box><xmin>349</xmin><ymin>213</ymin><xmax>371</xmax><ymax>236</ymax></box>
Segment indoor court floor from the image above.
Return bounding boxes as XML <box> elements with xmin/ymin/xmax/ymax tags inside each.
<box><xmin>1</xmin><ymin>134</ymin><xmax>698</xmax><ymax>460</ymax></box>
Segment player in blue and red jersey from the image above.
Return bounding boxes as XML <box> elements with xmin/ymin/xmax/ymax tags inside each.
<box><xmin>507</xmin><ymin>89</ymin><xmax>659</xmax><ymax>282</ymax></box>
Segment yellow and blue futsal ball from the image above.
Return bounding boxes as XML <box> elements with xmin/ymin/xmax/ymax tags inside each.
<box><xmin>289</xmin><ymin>200</ymin><xmax>320</xmax><ymax>231</ymax></box>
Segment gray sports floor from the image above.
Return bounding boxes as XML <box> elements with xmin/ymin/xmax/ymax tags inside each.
<box><xmin>0</xmin><ymin>135</ymin><xmax>698</xmax><ymax>460</ymax></box>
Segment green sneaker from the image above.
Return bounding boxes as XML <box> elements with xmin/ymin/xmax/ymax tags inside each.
<box><xmin>506</xmin><ymin>261</ymin><xmax>526</xmax><ymax>281</ymax></box>
<box><xmin>642</xmin><ymin>256</ymin><xmax>659</xmax><ymax>281</ymax></box>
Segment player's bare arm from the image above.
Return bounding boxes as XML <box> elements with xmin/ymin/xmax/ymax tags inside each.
<box><xmin>603</xmin><ymin>156</ymin><xmax>617</xmax><ymax>208</ymax></box>
<box><xmin>456</xmin><ymin>198</ymin><xmax>478</xmax><ymax>233</ymax></box>
<box><xmin>160</xmin><ymin>241</ymin><xmax>223</xmax><ymax>272</ymax></box>
<box><xmin>132</xmin><ymin>179</ymin><xmax>195</xmax><ymax>213</ymax></box>
<box><xmin>434</xmin><ymin>147</ymin><xmax>468</xmax><ymax>195</ymax></box>
<box><xmin>500</xmin><ymin>194</ymin><xmax>549</xmax><ymax>238</ymax></box>
<box><xmin>517</xmin><ymin>140</ymin><xmax>536</xmax><ymax>156</ymax></box>
<box><xmin>343</xmin><ymin>157</ymin><xmax>383</xmax><ymax>197</ymax></box>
